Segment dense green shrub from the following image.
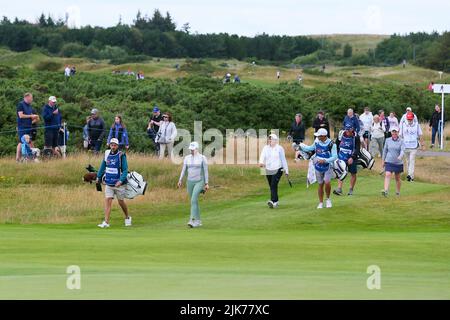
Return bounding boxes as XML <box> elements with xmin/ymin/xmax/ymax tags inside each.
<box><xmin>60</xmin><ymin>42</ymin><xmax>86</xmax><ymax>57</ymax></box>
<box><xmin>0</xmin><ymin>69</ymin><xmax>445</xmax><ymax>156</ymax></box>
<box><xmin>34</xmin><ymin>60</ymin><xmax>62</xmax><ymax>71</ymax></box>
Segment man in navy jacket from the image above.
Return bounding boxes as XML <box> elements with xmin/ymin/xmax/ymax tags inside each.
<box><xmin>42</xmin><ymin>96</ymin><xmax>61</xmax><ymax>155</ymax></box>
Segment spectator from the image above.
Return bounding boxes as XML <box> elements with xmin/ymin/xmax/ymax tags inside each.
<box><xmin>359</xmin><ymin>107</ymin><xmax>374</xmax><ymax>148</ymax></box>
<box><xmin>70</xmin><ymin>66</ymin><xmax>76</xmax><ymax>76</ymax></box>
<box><xmin>343</xmin><ymin>108</ymin><xmax>361</xmax><ymax>135</ymax></box>
<box><xmin>288</xmin><ymin>113</ymin><xmax>306</xmax><ymax>144</ymax></box>
<box><xmin>259</xmin><ymin>134</ymin><xmax>289</xmax><ymax>209</ymax></box>
<box><xmin>234</xmin><ymin>75</ymin><xmax>241</xmax><ymax>83</ymax></box>
<box><xmin>64</xmin><ymin>65</ymin><xmax>71</xmax><ymax>78</ymax></box>
<box><xmin>400</xmin><ymin>107</ymin><xmax>418</xmax><ymax>127</ymax></box>
<box><xmin>177</xmin><ymin>141</ymin><xmax>210</xmax><ymax>228</ymax></box>
<box><xmin>429</xmin><ymin>104</ymin><xmax>442</xmax><ymax>148</ymax></box>
<box><xmin>42</xmin><ymin>96</ymin><xmax>61</xmax><ymax>156</ymax></box>
<box><xmin>147</xmin><ymin>106</ymin><xmax>163</xmax><ymax>154</ymax></box>
<box><xmin>87</xmin><ymin>108</ymin><xmax>106</xmax><ymax>154</ymax></box>
<box><xmin>428</xmin><ymin>82</ymin><xmax>434</xmax><ymax>91</ymax></box>
<box><xmin>276</xmin><ymin>70</ymin><xmax>281</xmax><ymax>79</ymax></box>
<box><xmin>312</xmin><ymin>111</ymin><xmax>330</xmax><ymax>138</ymax></box>
<box><xmin>16</xmin><ymin>93</ymin><xmax>38</xmax><ymax>162</ymax></box>
<box><xmin>107</xmin><ymin>115</ymin><xmax>129</xmax><ymax>151</ymax></box>
<box><xmin>379</xmin><ymin>110</ymin><xmax>390</xmax><ymax>138</ymax></box>
<box><xmin>136</xmin><ymin>71</ymin><xmax>144</xmax><ymax>80</ymax></box>
<box><xmin>370</xmin><ymin>114</ymin><xmax>385</xmax><ymax>157</ymax></box>
<box><xmin>20</xmin><ymin>134</ymin><xmax>39</xmax><ymax>162</ymax></box>
<box><xmin>381</xmin><ymin>127</ymin><xmax>405</xmax><ymax>197</ymax></box>
<box><xmin>386</xmin><ymin>112</ymin><xmax>399</xmax><ymax>138</ymax></box>
<box><xmin>156</xmin><ymin>112</ymin><xmax>177</xmax><ymax>159</ymax></box>
<box><xmin>400</xmin><ymin>112</ymin><xmax>424</xmax><ymax>182</ymax></box>
<box><xmin>224</xmin><ymin>73</ymin><xmax>231</xmax><ymax>83</ymax></box>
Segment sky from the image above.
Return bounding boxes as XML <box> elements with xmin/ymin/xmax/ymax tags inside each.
<box><xmin>1</xmin><ymin>0</ymin><xmax>449</xmax><ymax>36</ymax></box>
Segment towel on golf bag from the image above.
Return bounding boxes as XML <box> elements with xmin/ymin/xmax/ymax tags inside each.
<box><xmin>124</xmin><ymin>171</ymin><xmax>148</xmax><ymax>199</ymax></box>
<box><xmin>306</xmin><ymin>159</ymin><xmax>317</xmax><ymax>188</ymax></box>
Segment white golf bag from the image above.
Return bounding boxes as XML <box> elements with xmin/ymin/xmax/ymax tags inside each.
<box><xmin>333</xmin><ymin>159</ymin><xmax>348</xmax><ymax>181</ymax></box>
<box><xmin>357</xmin><ymin>148</ymin><xmax>375</xmax><ymax>170</ymax></box>
<box><xmin>124</xmin><ymin>171</ymin><xmax>148</xmax><ymax>199</ymax></box>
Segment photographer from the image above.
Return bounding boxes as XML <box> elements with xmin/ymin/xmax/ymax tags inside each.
<box><xmin>96</xmin><ymin>138</ymin><xmax>131</xmax><ymax>228</ymax></box>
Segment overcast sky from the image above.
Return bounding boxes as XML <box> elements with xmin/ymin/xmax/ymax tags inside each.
<box><xmin>1</xmin><ymin>0</ymin><xmax>449</xmax><ymax>36</ymax></box>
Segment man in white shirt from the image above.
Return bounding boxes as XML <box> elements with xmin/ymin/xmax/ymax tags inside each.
<box><xmin>399</xmin><ymin>112</ymin><xmax>424</xmax><ymax>182</ymax></box>
<box><xmin>359</xmin><ymin>107</ymin><xmax>373</xmax><ymax>149</ymax></box>
<box><xmin>64</xmin><ymin>65</ymin><xmax>71</xmax><ymax>78</ymax></box>
<box><xmin>259</xmin><ymin>134</ymin><xmax>289</xmax><ymax>208</ymax></box>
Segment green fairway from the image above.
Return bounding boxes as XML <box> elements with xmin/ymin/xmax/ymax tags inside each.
<box><xmin>1</xmin><ymin>171</ymin><xmax>449</xmax><ymax>299</ymax></box>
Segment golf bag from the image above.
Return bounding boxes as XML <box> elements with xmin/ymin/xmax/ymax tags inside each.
<box><xmin>333</xmin><ymin>159</ymin><xmax>348</xmax><ymax>181</ymax></box>
<box><xmin>124</xmin><ymin>171</ymin><xmax>148</xmax><ymax>199</ymax></box>
<box><xmin>357</xmin><ymin>148</ymin><xmax>375</xmax><ymax>170</ymax></box>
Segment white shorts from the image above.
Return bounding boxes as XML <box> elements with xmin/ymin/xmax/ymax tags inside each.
<box><xmin>315</xmin><ymin>168</ymin><xmax>333</xmax><ymax>184</ymax></box>
<box><xmin>105</xmin><ymin>185</ymin><xmax>126</xmax><ymax>200</ymax></box>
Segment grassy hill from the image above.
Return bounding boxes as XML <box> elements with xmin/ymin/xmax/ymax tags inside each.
<box><xmin>0</xmin><ymin>154</ymin><xmax>449</xmax><ymax>299</ymax></box>
<box><xmin>2</xmin><ymin>45</ymin><xmax>449</xmax><ymax>90</ymax></box>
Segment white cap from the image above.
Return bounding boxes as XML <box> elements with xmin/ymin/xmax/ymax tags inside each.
<box><xmin>389</xmin><ymin>126</ymin><xmax>399</xmax><ymax>132</ymax></box>
<box><xmin>314</xmin><ymin>128</ymin><xmax>328</xmax><ymax>137</ymax></box>
<box><xmin>188</xmin><ymin>141</ymin><xmax>199</xmax><ymax>150</ymax></box>
<box><xmin>110</xmin><ymin>138</ymin><xmax>119</xmax><ymax>145</ymax></box>
<box><xmin>48</xmin><ymin>96</ymin><xmax>57</xmax><ymax>102</ymax></box>
<box><xmin>268</xmin><ymin>133</ymin><xmax>278</xmax><ymax>140</ymax></box>
<box><xmin>406</xmin><ymin>107</ymin><xmax>412</xmax><ymax>111</ymax></box>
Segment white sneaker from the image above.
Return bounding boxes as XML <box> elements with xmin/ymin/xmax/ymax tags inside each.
<box><xmin>187</xmin><ymin>220</ymin><xmax>194</xmax><ymax>228</ymax></box>
<box><xmin>272</xmin><ymin>202</ymin><xmax>279</xmax><ymax>208</ymax></box>
<box><xmin>194</xmin><ymin>220</ymin><xmax>202</xmax><ymax>227</ymax></box>
<box><xmin>125</xmin><ymin>216</ymin><xmax>132</xmax><ymax>227</ymax></box>
<box><xmin>326</xmin><ymin>199</ymin><xmax>332</xmax><ymax>208</ymax></box>
<box><xmin>97</xmin><ymin>221</ymin><xmax>110</xmax><ymax>228</ymax></box>
<box><xmin>317</xmin><ymin>202</ymin><xmax>323</xmax><ymax>209</ymax></box>
<box><xmin>267</xmin><ymin>200</ymin><xmax>274</xmax><ymax>208</ymax></box>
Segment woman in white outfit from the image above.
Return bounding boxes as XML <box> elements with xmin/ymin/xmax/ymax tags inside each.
<box><xmin>156</xmin><ymin>112</ymin><xmax>177</xmax><ymax>159</ymax></box>
<box><xmin>259</xmin><ymin>134</ymin><xmax>289</xmax><ymax>208</ymax></box>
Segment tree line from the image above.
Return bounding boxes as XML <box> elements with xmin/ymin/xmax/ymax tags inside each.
<box><xmin>373</xmin><ymin>32</ymin><xmax>450</xmax><ymax>72</ymax></box>
<box><xmin>0</xmin><ymin>10</ymin><xmax>320</xmax><ymax>62</ymax></box>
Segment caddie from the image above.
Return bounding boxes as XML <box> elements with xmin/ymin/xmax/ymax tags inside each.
<box><xmin>96</xmin><ymin>138</ymin><xmax>131</xmax><ymax>228</ymax></box>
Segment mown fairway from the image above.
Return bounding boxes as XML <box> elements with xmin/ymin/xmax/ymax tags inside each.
<box><xmin>0</xmin><ymin>155</ymin><xmax>449</xmax><ymax>299</ymax></box>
